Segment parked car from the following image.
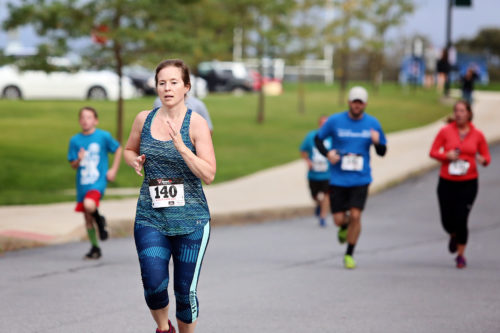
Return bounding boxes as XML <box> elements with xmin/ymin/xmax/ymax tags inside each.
<box><xmin>197</xmin><ymin>61</ymin><xmax>253</xmax><ymax>93</ymax></box>
<box><xmin>123</xmin><ymin>65</ymin><xmax>156</xmax><ymax>96</ymax></box>
<box><xmin>123</xmin><ymin>65</ymin><xmax>208</xmax><ymax>99</ymax></box>
<box><xmin>0</xmin><ymin>65</ymin><xmax>139</xmax><ymax>100</ymax></box>
<box><xmin>190</xmin><ymin>75</ymin><xmax>208</xmax><ymax>99</ymax></box>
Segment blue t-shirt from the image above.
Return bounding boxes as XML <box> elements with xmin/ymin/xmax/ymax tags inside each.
<box><xmin>300</xmin><ymin>129</ymin><xmax>332</xmax><ymax>181</ymax></box>
<box><xmin>317</xmin><ymin>111</ymin><xmax>387</xmax><ymax>187</ymax></box>
<box><xmin>67</xmin><ymin>129</ymin><xmax>120</xmax><ymax>202</ymax></box>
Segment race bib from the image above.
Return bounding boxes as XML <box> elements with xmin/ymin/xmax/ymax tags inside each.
<box><xmin>149</xmin><ymin>178</ymin><xmax>185</xmax><ymax>208</ymax></box>
<box><xmin>341</xmin><ymin>154</ymin><xmax>364</xmax><ymax>171</ymax></box>
<box><xmin>311</xmin><ymin>147</ymin><xmax>328</xmax><ymax>172</ymax></box>
<box><xmin>448</xmin><ymin>160</ymin><xmax>470</xmax><ymax>176</ymax></box>
<box><xmin>312</xmin><ymin>159</ymin><xmax>328</xmax><ymax>172</ymax></box>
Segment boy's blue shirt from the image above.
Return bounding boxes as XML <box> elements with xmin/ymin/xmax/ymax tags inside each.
<box><xmin>300</xmin><ymin>129</ymin><xmax>332</xmax><ymax>181</ymax></box>
<box><xmin>68</xmin><ymin>128</ymin><xmax>120</xmax><ymax>202</ymax></box>
<box><xmin>317</xmin><ymin>111</ymin><xmax>387</xmax><ymax>187</ymax></box>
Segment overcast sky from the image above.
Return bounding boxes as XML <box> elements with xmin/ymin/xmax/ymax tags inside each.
<box><xmin>1</xmin><ymin>0</ymin><xmax>499</xmax><ymax>52</ymax></box>
<box><xmin>395</xmin><ymin>0</ymin><xmax>500</xmax><ymax>49</ymax></box>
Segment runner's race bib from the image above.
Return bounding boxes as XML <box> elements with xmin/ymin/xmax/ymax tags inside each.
<box><xmin>448</xmin><ymin>160</ymin><xmax>470</xmax><ymax>176</ymax></box>
<box><xmin>312</xmin><ymin>158</ymin><xmax>328</xmax><ymax>172</ymax></box>
<box><xmin>341</xmin><ymin>154</ymin><xmax>364</xmax><ymax>171</ymax></box>
<box><xmin>149</xmin><ymin>178</ymin><xmax>185</xmax><ymax>208</ymax></box>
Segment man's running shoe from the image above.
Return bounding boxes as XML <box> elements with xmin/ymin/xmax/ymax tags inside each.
<box><xmin>95</xmin><ymin>214</ymin><xmax>109</xmax><ymax>241</ymax></box>
<box><xmin>455</xmin><ymin>255</ymin><xmax>466</xmax><ymax>269</ymax></box>
<box><xmin>337</xmin><ymin>226</ymin><xmax>347</xmax><ymax>244</ymax></box>
<box><xmin>344</xmin><ymin>254</ymin><xmax>356</xmax><ymax>269</ymax></box>
<box><xmin>319</xmin><ymin>218</ymin><xmax>326</xmax><ymax>227</ymax></box>
<box><xmin>84</xmin><ymin>246</ymin><xmax>101</xmax><ymax>260</ymax></box>
<box><xmin>314</xmin><ymin>205</ymin><xmax>321</xmax><ymax>217</ymax></box>
<box><xmin>448</xmin><ymin>235</ymin><xmax>457</xmax><ymax>253</ymax></box>
<box><xmin>156</xmin><ymin>319</ymin><xmax>176</xmax><ymax>333</ymax></box>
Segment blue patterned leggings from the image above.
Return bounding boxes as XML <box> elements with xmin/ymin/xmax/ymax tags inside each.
<box><xmin>134</xmin><ymin>222</ymin><xmax>210</xmax><ymax>323</ymax></box>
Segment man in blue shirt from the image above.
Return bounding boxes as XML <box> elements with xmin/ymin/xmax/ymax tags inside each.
<box><xmin>300</xmin><ymin>115</ymin><xmax>332</xmax><ymax>227</ymax></box>
<box><xmin>315</xmin><ymin>86</ymin><xmax>387</xmax><ymax>269</ymax></box>
<box><xmin>68</xmin><ymin>106</ymin><xmax>122</xmax><ymax>259</ymax></box>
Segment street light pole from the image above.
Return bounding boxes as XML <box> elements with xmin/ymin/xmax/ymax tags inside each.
<box><xmin>444</xmin><ymin>0</ymin><xmax>453</xmax><ymax>96</ymax></box>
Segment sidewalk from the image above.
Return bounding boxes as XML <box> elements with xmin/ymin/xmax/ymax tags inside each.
<box><xmin>1</xmin><ymin>91</ymin><xmax>499</xmax><ymax>251</ymax></box>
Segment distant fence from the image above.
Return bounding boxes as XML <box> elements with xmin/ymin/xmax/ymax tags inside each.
<box><xmin>243</xmin><ymin>58</ymin><xmax>334</xmax><ymax>84</ymax></box>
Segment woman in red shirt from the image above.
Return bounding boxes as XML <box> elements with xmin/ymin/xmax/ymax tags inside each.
<box><xmin>429</xmin><ymin>100</ymin><xmax>490</xmax><ymax>269</ymax></box>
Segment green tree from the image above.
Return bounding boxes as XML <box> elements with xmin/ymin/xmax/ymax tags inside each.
<box><xmin>3</xmin><ymin>0</ymin><xmax>200</xmax><ymax>143</ymax></box>
<box><xmin>224</xmin><ymin>0</ymin><xmax>295</xmax><ymax>123</ymax></box>
<box><xmin>365</xmin><ymin>0</ymin><xmax>414</xmax><ymax>92</ymax></box>
<box><xmin>456</xmin><ymin>28</ymin><xmax>500</xmax><ymax>57</ymax></box>
<box><xmin>285</xmin><ymin>0</ymin><xmax>324</xmax><ymax>114</ymax></box>
<box><xmin>324</xmin><ymin>0</ymin><xmax>369</xmax><ymax>105</ymax></box>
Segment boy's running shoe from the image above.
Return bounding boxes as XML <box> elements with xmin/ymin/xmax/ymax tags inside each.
<box><xmin>455</xmin><ymin>255</ymin><xmax>466</xmax><ymax>269</ymax></box>
<box><xmin>84</xmin><ymin>246</ymin><xmax>101</xmax><ymax>260</ymax></box>
<box><xmin>337</xmin><ymin>226</ymin><xmax>347</xmax><ymax>244</ymax></box>
<box><xmin>448</xmin><ymin>235</ymin><xmax>457</xmax><ymax>253</ymax></box>
<box><xmin>344</xmin><ymin>254</ymin><xmax>356</xmax><ymax>269</ymax></box>
<box><xmin>314</xmin><ymin>205</ymin><xmax>321</xmax><ymax>217</ymax></box>
<box><xmin>95</xmin><ymin>215</ymin><xmax>109</xmax><ymax>241</ymax></box>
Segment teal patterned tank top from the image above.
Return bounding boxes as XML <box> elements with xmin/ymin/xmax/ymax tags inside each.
<box><xmin>135</xmin><ymin>108</ymin><xmax>210</xmax><ymax>235</ymax></box>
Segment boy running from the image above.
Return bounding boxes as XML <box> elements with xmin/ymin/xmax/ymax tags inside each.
<box><xmin>68</xmin><ymin>106</ymin><xmax>122</xmax><ymax>259</ymax></box>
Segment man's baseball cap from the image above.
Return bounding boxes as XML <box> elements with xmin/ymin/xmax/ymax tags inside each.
<box><xmin>348</xmin><ymin>86</ymin><xmax>368</xmax><ymax>103</ymax></box>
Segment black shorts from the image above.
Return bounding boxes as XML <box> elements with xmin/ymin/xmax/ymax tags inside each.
<box><xmin>329</xmin><ymin>184</ymin><xmax>369</xmax><ymax>213</ymax></box>
<box><xmin>308</xmin><ymin>179</ymin><xmax>330</xmax><ymax>199</ymax></box>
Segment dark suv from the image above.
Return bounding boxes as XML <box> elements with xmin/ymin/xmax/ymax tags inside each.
<box><xmin>197</xmin><ymin>61</ymin><xmax>253</xmax><ymax>93</ymax></box>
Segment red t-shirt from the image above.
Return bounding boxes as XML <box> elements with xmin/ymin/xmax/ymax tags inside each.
<box><xmin>429</xmin><ymin>122</ymin><xmax>491</xmax><ymax>181</ymax></box>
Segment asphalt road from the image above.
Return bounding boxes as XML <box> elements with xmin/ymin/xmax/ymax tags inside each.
<box><xmin>1</xmin><ymin>145</ymin><xmax>499</xmax><ymax>333</ymax></box>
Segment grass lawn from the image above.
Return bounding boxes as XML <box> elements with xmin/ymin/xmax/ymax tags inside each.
<box><xmin>0</xmin><ymin>82</ymin><xmax>451</xmax><ymax>205</ymax></box>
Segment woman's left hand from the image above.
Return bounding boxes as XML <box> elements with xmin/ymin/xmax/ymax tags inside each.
<box><xmin>167</xmin><ymin>120</ymin><xmax>185</xmax><ymax>152</ymax></box>
<box><xmin>476</xmin><ymin>154</ymin><xmax>487</xmax><ymax>166</ymax></box>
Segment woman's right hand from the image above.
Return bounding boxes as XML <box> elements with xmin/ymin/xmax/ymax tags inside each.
<box><xmin>133</xmin><ymin>154</ymin><xmax>146</xmax><ymax>176</ymax></box>
<box><xmin>446</xmin><ymin>150</ymin><xmax>459</xmax><ymax>161</ymax></box>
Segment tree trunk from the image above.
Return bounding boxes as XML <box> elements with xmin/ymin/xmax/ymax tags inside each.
<box><xmin>113</xmin><ymin>9</ymin><xmax>124</xmax><ymax>144</ymax></box>
<box><xmin>338</xmin><ymin>16</ymin><xmax>350</xmax><ymax>106</ymax></box>
<box><xmin>338</xmin><ymin>48</ymin><xmax>349</xmax><ymax>106</ymax></box>
<box><xmin>114</xmin><ymin>43</ymin><xmax>124</xmax><ymax>144</ymax></box>
<box><xmin>257</xmin><ymin>59</ymin><xmax>265</xmax><ymax>124</ymax></box>
<box><xmin>298</xmin><ymin>64</ymin><xmax>305</xmax><ymax>114</ymax></box>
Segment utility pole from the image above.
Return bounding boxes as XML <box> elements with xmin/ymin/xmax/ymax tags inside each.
<box><xmin>444</xmin><ymin>0</ymin><xmax>472</xmax><ymax>97</ymax></box>
<box><xmin>444</xmin><ymin>0</ymin><xmax>453</xmax><ymax>97</ymax></box>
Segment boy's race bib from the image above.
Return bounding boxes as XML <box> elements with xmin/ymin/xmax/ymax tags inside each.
<box><xmin>149</xmin><ymin>178</ymin><xmax>185</xmax><ymax>208</ymax></box>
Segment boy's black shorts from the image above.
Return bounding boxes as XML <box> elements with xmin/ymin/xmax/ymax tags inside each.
<box><xmin>329</xmin><ymin>184</ymin><xmax>369</xmax><ymax>213</ymax></box>
<box><xmin>308</xmin><ymin>179</ymin><xmax>330</xmax><ymax>199</ymax></box>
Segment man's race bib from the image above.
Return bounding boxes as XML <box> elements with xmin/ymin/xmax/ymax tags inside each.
<box><xmin>448</xmin><ymin>160</ymin><xmax>470</xmax><ymax>176</ymax></box>
<box><xmin>149</xmin><ymin>178</ymin><xmax>185</xmax><ymax>208</ymax></box>
<box><xmin>341</xmin><ymin>154</ymin><xmax>364</xmax><ymax>171</ymax></box>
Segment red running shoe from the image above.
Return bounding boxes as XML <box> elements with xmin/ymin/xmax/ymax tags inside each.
<box><xmin>455</xmin><ymin>255</ymin><xmax>467</xmax><ymax>269</ymax></box>
<box><xmin>156</xmin><ymin>319</ymin><xmax>176</xmax><ymax>333</ymax></box>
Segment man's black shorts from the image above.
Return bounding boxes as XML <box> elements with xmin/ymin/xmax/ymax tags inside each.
<box><xmin>308</xmin><ymin>179</ymin><xmax>330</xmax><ymax>199</ymax></box>
<box><xmin>329</xmin><ymin>184</ymin><xmax>369</xmax><ymax>213</ymax></box>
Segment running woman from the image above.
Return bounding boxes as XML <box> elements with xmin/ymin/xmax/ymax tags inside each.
<box><xmin>429</xmin><ymin>100</ymin><xmax>490</xmax><ymax>269</ymax></box>
<box><xmin>124</xmin><ymin>59</ymin><xmax>215</xmax><ymax>333</ymax></box>
<box><xmin>67</xmin><ymin>106</ymin><xmax>122</xmax><ymax>259</ymax></box>
<box><xmin>300</xmin><ymin>115</ymin><xmax>332</xmax><ymax>227</ymax></box>
<box><xmin>315</xmin><ymin>86</ymin><xmax>387</xmax><ymax>269</ymax></box>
